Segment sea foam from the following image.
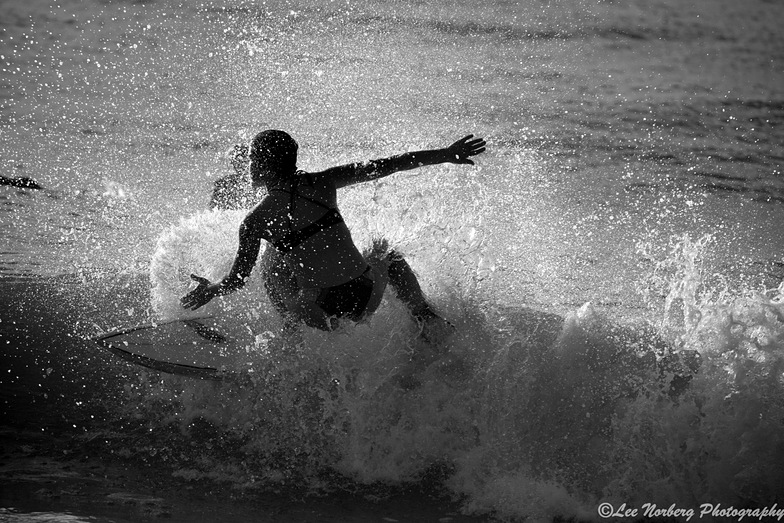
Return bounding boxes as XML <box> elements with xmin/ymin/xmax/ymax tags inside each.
<box><xmin>141</xmin><ymin>188</ymin><xmax>783</xmax><ymax>520</ymax></box>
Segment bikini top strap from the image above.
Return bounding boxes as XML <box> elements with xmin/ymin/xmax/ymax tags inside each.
<box><xmin>272</xmin><ymin>208</ymin><xmax>344</xmax><ymax>254</ymax></box>
<box><xmin>264</xmin><ymin>178</ymin><xmax>346</xmax><ymax>253</ymax></box>
<box><xmin>270</xmin><ymin>172</ymin><xmax>336</xmax><ymax>227</ymax></box>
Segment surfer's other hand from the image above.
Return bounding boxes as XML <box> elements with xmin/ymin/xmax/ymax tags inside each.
<box><xmin>181</xmin><ymin>274</ymin><xmax>218</xmax><ymax>310</ymax></box>
<box><xmin>445</xmin><ymin>134</ymin><xmax>486</xmax><ymax>165</ymax></box>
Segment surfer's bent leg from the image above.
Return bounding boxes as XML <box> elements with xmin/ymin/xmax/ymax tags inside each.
<box><xmin>386</xmin><ymin>250</ymin><xmax>438</xmax><ymax>322</ymax></box>
<box><xmin>385</xmin><ymin>249</ymin><xmax>454</xmax><ymax>347</ymax></box>
<box><xmin>364</xmin><ymin>240</ymin><xmax>441</xmax><ymax>323</ymax></box>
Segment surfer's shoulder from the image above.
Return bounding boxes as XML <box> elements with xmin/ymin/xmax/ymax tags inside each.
<box><xmin>241</xmin><ymin>195</ymin><xmax>278</xmax><ymax>231</ymax></box>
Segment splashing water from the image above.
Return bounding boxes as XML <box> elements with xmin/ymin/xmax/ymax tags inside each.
<box><xmin>604</xmin><ymin>235</ymin><xmax>784</xmax><ymax>507</ymax></box>
<box><xmin>4</xmin><ymin>102</ymin><xmax>780</xmax><ymax>523</ymax></box>
<box><xmin>136</xmin><ymin>177</ymin><xmax>784</xmax><ymax>523</ymax></box>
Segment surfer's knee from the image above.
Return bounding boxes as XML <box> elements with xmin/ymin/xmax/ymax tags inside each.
<box><xmin>383</xmin><ymin>252</ymin><xmax>439</xmax><ymax>322</ymax></box>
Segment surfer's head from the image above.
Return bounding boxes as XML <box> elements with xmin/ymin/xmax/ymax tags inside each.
<box><xmin>249</xmin><ymin>130</ymin><xmax>298</xmax><ymax>186</ymax></box>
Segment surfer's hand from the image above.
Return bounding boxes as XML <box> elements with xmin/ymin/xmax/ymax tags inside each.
<box><xmin>445</xmin><ymin>135</ymin><xmax>486</xmax><ymax>165</ymax></box>
<box><xmin>181</xmin><ymin>274</ymin><xmax>219</xmax><ymax>310</ymax></box>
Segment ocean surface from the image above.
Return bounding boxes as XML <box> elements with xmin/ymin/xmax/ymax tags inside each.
<box><xmin>2</xmin><ymin>0</ymin><xmax>783</xmax><ymax>521</ymax></box>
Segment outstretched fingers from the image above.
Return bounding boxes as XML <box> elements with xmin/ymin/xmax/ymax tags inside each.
<box><xmin>465</xmin><ymin>137</ymin><xmax>486</xmax><ymax>157</ymax></box>
<box><xmin>180</xmin><ymin>274</ymin><xmax>212</xmax><ymax>310</ymax></box>
<box><xmin>453</xmin><ymin>135</ymin><xmax>486</xmax><ymax>162</ymax></box>
<box><xmin>181</xmin><ymin>291</ymin><xmax>203</xmax><ymax>310</ymax></box>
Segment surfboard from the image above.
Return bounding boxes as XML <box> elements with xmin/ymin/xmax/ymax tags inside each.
<box><xmin>93</xmin><ymin>317</ymin><xmax>243</xmax><ymax>380</ymax></box>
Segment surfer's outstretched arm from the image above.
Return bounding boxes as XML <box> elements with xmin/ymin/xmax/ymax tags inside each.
<box><xmin>319</xmin><ymin>134</ymin><xmax>486</xmax><ymax>188</ymax></box>
<box><xmin>180</xmin><ymin>205</ymin><xmax>268</xmax><ymax>310</ymax></box>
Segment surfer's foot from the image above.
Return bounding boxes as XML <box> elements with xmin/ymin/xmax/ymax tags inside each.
<box><xmin>404</xmin><ymin>314</ymin><xmax>452</xmax><ymax>371</ymax></box>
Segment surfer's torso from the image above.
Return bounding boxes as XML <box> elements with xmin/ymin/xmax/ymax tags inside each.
<box><xmin>248</xmin><ymin>171</ymin><xmax>368</xmax><ymax>290</ymax></box>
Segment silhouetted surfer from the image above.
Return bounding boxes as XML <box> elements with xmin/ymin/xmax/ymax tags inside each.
<box><xmin>183</xmin><ymin>130</ymin><xmax>486</xmax><ymax>338</ymax></box>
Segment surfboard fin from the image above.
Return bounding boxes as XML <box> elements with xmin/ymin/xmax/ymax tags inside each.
<box><xmin>183</xmin><ymin>320</ymin><xmax>228</xmax><ymax>343</ymax></box>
